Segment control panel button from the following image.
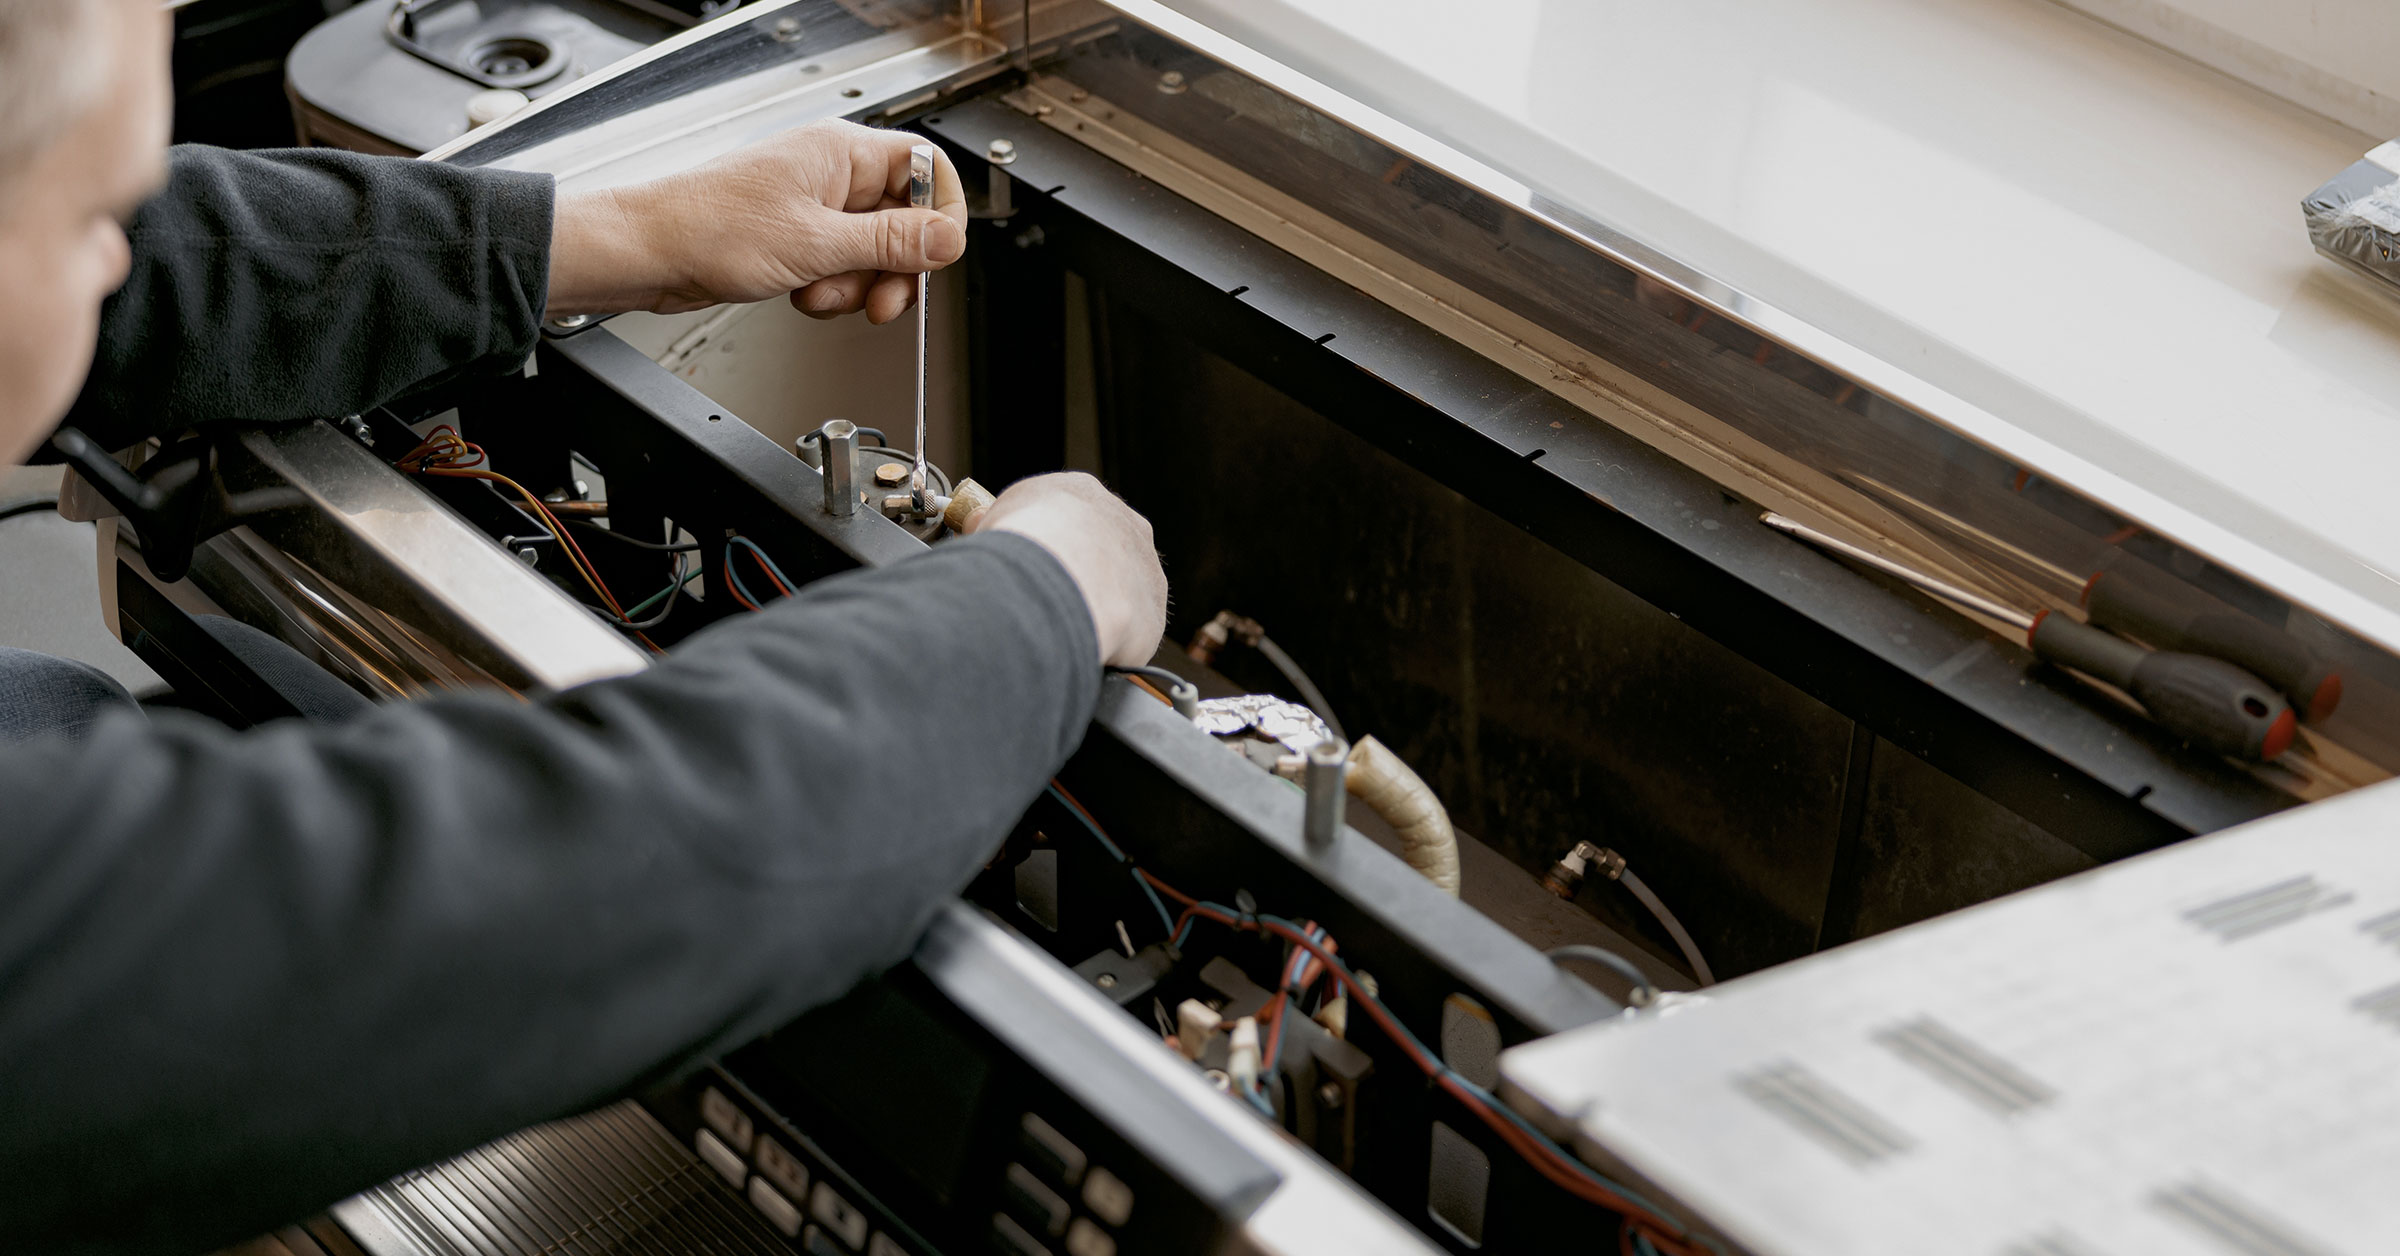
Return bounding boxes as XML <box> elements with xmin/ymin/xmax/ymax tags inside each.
<box><xmin>1063</xmin><ymin>1219</ymin><xmax>1116</xmax><ymax>1256</ymax></box>
<box><xmin>694</xmin><ymin>1129</ymin><xmax>747</xmax><ymax>1188</ymax></box>
<box><xmin>748</xmin><ymin>1178</ymin><xmax>803</xmax><ymax>1237</ymax></box>
<box><xmin>1018</xmin><ymin>1114</ymin><xmax>1086</xmax><ymax>1189</ymax></box>
<box><xmin>700</xmin><ymin>1087</ymin><xmax>755</xmax><ymax>1154</ymax></box>
<box><xmin>867</xmin><ymin>1234</ymin><xmax>909</xmax><ymax>1256</ymax></box>
<box><xmin>1003</xmin><ymin>1162</ymin><xmax>1071</xmax><ymax>1238</ymax></box>
<box><xmin>1081</xmin><ymin>1167</ymin><xmax>1133</xmax><ymax>1228</ymax></box>
<box><xmin>755</xmin><ymin>1135</ymin><xmax>809</xmax><ymax>1201</ymax></box>
<box><xmin>810</xmin><ymin>1181</ymin><xmax>871</xmax><ymax>1250</ymax></box>
<box><xmin>989</xmin><ymin>1212</ymin><xmax>1054</xmax><ymax>1256</ymax></box>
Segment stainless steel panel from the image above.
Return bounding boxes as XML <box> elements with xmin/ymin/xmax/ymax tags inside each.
<box><xmin>218</xmin><ymin>422</ymin><xmax>648</xmax><ymax>693</ymax></box>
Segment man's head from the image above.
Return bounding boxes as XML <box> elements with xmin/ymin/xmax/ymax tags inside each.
<box><xmin>0</xmin><ymin>0</ymin><xmax>172</xmax><ymax>468</ymax></box>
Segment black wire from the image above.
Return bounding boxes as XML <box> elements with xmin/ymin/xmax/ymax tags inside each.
<box><xmin>1546</xmin><ymin>944</ymin><xmax>1660</xmax><ymax>1007</ymax></box>
<box><xmin>0</xmin><ymin>497</ymin><xmax>61</xmax><ymax>525</ymax></box>
<box><xmin>566</xmin><ymin>516</ymin><xmax>703</xmax><ymax>553</ymax></box>
<box><xmin>615</xmin><ymin>554</ymin><xmax>690</xmax><ymax>631</ymax></box>
<box><xmin>1254</xmin><ymin>634</ymin><xmax>1346</xmax><ymax>744</ymax></box>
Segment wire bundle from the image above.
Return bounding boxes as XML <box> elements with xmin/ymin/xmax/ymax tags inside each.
<box><xmin>1043</xmin><ymin>783</ymin><xmax>1718</xmax><ymax>1256</ymax></box>
<box><xmin>397</xmin><ymin>427</ymin><xmax>668</xmax><ymax>651</ymax></box>
<box><xmin>722</xmin><ymin>536</ymin><xmax>798</xmax><ymax>611</ymax></box>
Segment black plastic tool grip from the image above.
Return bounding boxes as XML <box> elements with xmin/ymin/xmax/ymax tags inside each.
<box><xmin>2028</xmin><ymin>612</ymin><xmax>2295</xmax><ymax>760</ymax></box>
<box><xmin>2084</xmin><ymin>570</ymin><xmax>2342</xmax><ymax>723</ymax></box>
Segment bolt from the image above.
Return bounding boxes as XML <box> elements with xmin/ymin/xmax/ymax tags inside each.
<box><xmin>1069</xmin><ymin>88</ymin><xmax>1089</xmax><ymax>102</ymax></box>
<box><xmin>1317</xmin><ymin>1083</ymin><xmax>1344</xmax><ymax>1109</ymax></box>
<box><xmin>873</xmin><ymin>461</ymin><xmax>908</xmax><ymax>486</ymax></box>
<box><xmin>1157</xmin><ymin>70</ymin><xmax>1187</xmax><ymax>94</ymax></box>
<box><xmin>554</xmin><ymin>313</ymin><xmax>589</xmax><ymax>329</ymax></box>
<box><xmin>1203</xmin><ymin>1069</ymin><xmax>1230</xmax><ymax>1091</ymax></box>
<box><xmin>770</xmin><ymin>15</ymin><xmax>802</xmax><ymax>41</ymax></box>
<box><xmin>987</xmin><ymin>138</ymin><xmax>1018</xmax><ymax>165</ymax></box>
<box><xmin>515</xmin><ymin>547</ymin><xmax>540</xmax><ymax>567</ymax></box>
<box><xmin>1096</xmin><ymin>973</ymin><xmax>1117</xmax><ymax>989</ymax></box>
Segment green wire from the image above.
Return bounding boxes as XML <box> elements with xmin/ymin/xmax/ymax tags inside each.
<box><xmin>621</xmin><ymin>559</ymin><xmax>699</xmax><ymax>620</ymax></box>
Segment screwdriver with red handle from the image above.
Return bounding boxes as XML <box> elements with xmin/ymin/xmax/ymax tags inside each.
<box><xmin>2081</xmin><ymin>562</ymin><xmax>2342</xmax><ymax>724</ymax></box>
<box><xmin>1763</xmin><ymin>514</ymin><xmax>2296</xmax><ymax>760</ymax></box>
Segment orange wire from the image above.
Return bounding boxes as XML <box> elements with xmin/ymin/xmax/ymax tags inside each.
<box><xmin>747</xmin><ymin>546</ymin><xmax>793</xmax><ymax>598</ymax></box>
<box><xmin>400</xmin><ymin>429</ymin><xmax>664</xmax><ymax>653</ymax></box>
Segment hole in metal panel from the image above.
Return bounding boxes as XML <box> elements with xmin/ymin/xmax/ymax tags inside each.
<box><xmin>1439</xmin><ymin>993</ymin><xmax>1502</xmax><ymax>1089</ymax></box>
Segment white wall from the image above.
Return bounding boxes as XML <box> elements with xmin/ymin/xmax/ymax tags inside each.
<box><xmin>2051</xmin><ymin>0</ymin><xmax>2400</xmax><ymax>139</ymax></box>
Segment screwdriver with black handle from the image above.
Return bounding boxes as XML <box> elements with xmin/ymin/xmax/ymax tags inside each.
<box><xmin>1762</xmin><ymin>513</ymin><xmax>2296</xmax><ymax>760</ymax></box>
<box><xmin>2081</xmin><ymin>561</ymin><xmax>2342</xmax><ymax>724</ymax></box>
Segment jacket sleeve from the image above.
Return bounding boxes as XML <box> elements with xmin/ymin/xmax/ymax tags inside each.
<box><xmin>59</xmin><ymin>145</ymin><xmax>554</xmax><ymax>450</ymax></box>
<box><xmin>0</xmin><ymin>533</ymin><xmax>1101</xmax><ymax>1256</ymax></box>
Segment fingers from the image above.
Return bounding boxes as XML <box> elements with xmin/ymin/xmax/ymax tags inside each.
<box><xmin>863</xmin><ymin>271</ymin><xmax>917</xmax><ymax>325</ymax></box>
<box><xmin>793</xmin><ymin>270</ymin><xmax>874</xmax><ymax>318</ymax></box>
<box><xmin>976</xmin><ymin>473</ymin><xmax>1170</xmax><ymax>667</ymax></box>
<box><xmin>808</xmin><ymin>204</ymin><xmax>966</xmax><ymax>279</ymax></box>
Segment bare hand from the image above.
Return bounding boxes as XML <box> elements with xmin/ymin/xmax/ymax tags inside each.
<box><xmin>547</xmin><ymin>119</ymin><xmax>968</xmax><ymax>324</ymax></box>
<box><xmin>969</xmin><ymin>474</ymin><xmax>1168</xmax><ymax>668</ymax></box>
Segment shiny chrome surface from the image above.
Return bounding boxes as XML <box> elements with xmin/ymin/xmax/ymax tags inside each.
<box><xmin>426</xmin><ymin>0</ymin><xmax>1098</xmax><ymax>191</ymax></box>
<box><xmin>219</xmin><ymin>422</ymin><xmax>649</xmax><ymax>693</ymax></box>
<box><xmin>1498</xmin><ymin>776</ymin><xmax>2400</xmax><ymax>1255</ymax></box>
<box><xmin>994</xmin><ymin>37</ymin><xmax>2400</xmax><ymax>785</ymax></box>
<box><xmin>185</xmin><ymin>529</ymin><xmax>511</xmax><ymax>700</ymax></box>
<box><xmin>1134</xmin><ymin>0</ymin><xmax>2400</xmax><ymax>669</ymax></box>
<box><xmin>333</xmin><ymin>1102</ymin><xmax>787</xmax><ymax>1256</ymax></box>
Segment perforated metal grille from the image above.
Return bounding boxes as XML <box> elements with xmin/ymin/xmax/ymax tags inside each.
<box><xmin>340</xmin><ymin>1102</ymin><xmax>790</xmax><ymax>1256</ymax></box>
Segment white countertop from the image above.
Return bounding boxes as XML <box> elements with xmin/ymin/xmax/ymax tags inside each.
<box><xmin>1156</xmin><ymin>0</ymin><xmax>2400</xmax><ymax>651</ymax></box>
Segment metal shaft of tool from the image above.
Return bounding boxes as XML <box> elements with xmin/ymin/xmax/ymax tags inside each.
<box><xmin>908</xmin><ymin>144</ymin><xmax>936</xmax><ymax>514</ymax></box>
<box><xmin>1760</xmin><ymin>512</ymin><xmax>2035</xmax><ymax>631</ymax></box>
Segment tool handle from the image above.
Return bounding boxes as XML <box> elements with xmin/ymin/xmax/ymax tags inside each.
<box><xmin>908</xmin><ymin>144</ymin><xmax>936</xmax><ymax>210</ymax></box>
<box><xmin>941</xmin><ymin>477</ymin><xmax>996</xmax><ymax>534</ymax></box>
<box><xmin>2084</xmin><ymin>570</ymin><xmax>2342</xmax><ymax>722</ymax></box>
<box><xmin>2028</xmin><ymin>613</ymin><xmax>2294</xmax><ymax>760</ymax></box>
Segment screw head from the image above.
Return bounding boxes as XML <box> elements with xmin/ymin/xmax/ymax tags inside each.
<box><xmin>515</xmin><ymin>547</ymin><xmax>540</xmax><ymax>567</ymax></box>
<box><xmin>1317</xmin><ymin>1083</ymin><xmax>1344</xmax><ymax>1109</ymax></box>
<box><xmin>1096</xmin><ymin>973</ymin><xmax>1117</xmax><ymax>989</ymax></box>
<box><xmin>1157</xmin><ymin>70</ymin><xmax>1188</xmax><ymax>94</ymax></box>
<box><xmin>554</xmin><ymin>313</ymin><xmax>589</xmax><ymax>329</ymax></box>
<box><xmin>771</xmin><ymin>15</ymin><xmax>802</xmax><ymax>40</ymax></box>
<box><xmin>987</xmin><ymin>137</ymin><xmax>1018</xmax><ymax>164</ymax></box>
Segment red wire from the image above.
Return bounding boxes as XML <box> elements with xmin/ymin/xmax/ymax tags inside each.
<box><xmin>1085</xmin><ymin>790</ymin><xmax>1705</xmax><ymax>1247</ymax></box>
<box><xmin>1138</xmin><ymin>868</ymin><xmax>1704</xmax><ymax>1245</ymax></box>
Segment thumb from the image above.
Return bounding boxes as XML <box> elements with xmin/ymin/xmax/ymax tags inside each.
<box><xmin>813</xmin><ymin>206</ymin><xmax>966</xmax><ymax>275</ymax></box>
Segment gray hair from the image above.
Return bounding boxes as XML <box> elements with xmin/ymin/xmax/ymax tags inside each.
<box><xmin>0</xmin><ymin>1</ymin><xmax>112</xmax><ymax>192</ymax></box>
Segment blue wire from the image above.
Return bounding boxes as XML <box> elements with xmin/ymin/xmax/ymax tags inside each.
<box><xmin>723</xmin><ymin>542</ymin><xmax>769</xmax><ymax>608</ymax></box>
<box><xmin>1045</xmin><ymin>784</ymin><xmax>1178</xmax><ymax>940</ymax></box>
<box><xmin>727</xmin><ymin>536</ymin><xmax>800</xmax><ymax>594</ymax></box>
<box><xmin>1634</xmin><ymin>1234</ymin><xmax>1664</xmax><ymax>1256</ymax></box>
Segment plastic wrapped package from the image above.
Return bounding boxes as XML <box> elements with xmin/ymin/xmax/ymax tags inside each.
<box><xmin>2303</xmin><ymin>140</ymin><xmax>2400</xmax><ymax>291</ymax></box>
